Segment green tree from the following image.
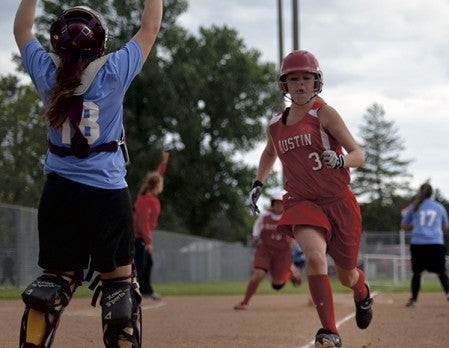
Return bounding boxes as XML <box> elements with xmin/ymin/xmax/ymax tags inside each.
<box><xmin>352</xmin><ymin>103</ymin><xmax>413</xmax><ymax>204</ymax></box>
<box><xmin>124</xmin><ymin>24</ymin><xmax>280</xmax><ymax>240</ymax></box>
<box><xmin>352</xmin><ymin>103</ymin><xmax>414</xmax><ymax>230</ymax></box>
<box><xmin>359</xmin><ymin>196</ymin><xmax>411</xmax><ymax>231</ymax></box>
<box><xmin>0</xmin><ymin>75</ymin><xmax>46</xmax><ymax>206</ymax></box>
<box><xmin>22</xmin><ymin>0</ymin><xmax>281</xmax><ymax>241</ymax></box>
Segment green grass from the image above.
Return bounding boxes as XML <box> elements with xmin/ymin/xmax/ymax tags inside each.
<box><xmin>0</xmin><ymin>277</ymin><xmax>445</xmax><ymax>300</ymax></box>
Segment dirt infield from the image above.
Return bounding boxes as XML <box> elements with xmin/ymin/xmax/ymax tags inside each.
<box><xmin>1</xmin><ymin>292</ymin><xmax>447</xmax><ymax>347</ymax></box>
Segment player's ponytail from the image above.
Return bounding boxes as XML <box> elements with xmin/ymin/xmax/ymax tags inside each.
<box><xmin>412</xmin><ymin>182</ymin><xmax>433</xmax><ymax>212</ymax></box>
<box><xmin>46</xmin><ymin>55</ymin><xmax>89</xmax><ymax>128</ymax></box>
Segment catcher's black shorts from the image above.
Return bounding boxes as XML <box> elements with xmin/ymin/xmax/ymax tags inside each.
<box><xmin>410</xmin><ymin>244</ymin><xmax>447</xmax><ymax>274</ymax></box>
<box><xmin>37</xmin><ymin>173</ymin><xmax>134</xmax><ymax>273</ymax></box>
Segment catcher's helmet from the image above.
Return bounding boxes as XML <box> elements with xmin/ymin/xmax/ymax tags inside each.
<box><xmin>50</xmin><ymin>6</ymin><xmax>108</xmax><ymax>61</ymax></box>
<box><xmin>278</xmin><ymin>50</ymin><xmax>323</xmax><ymax>94</ymax></box>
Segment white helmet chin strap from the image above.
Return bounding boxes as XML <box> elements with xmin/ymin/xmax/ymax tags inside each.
<box><xmin>280</xmin><ymin>73</ymin><xmax>323</xmax><ymax>106</ymax></box>
<box><xmin>284</xmin><ymin>92</ymin><xmax>318</xmax><ymax>107</ymax></box>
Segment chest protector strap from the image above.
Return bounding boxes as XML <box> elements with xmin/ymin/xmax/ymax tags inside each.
<box><xmin>47</xmin><ymin>54</ymin><xmax>123</xmax><ymax>159</ymax></box>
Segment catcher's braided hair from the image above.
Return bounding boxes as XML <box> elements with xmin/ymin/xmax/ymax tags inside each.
<box><xmin>47</xmin><ymin>57</ymin><xmax>89</xmax><ymax>128</ymax></box>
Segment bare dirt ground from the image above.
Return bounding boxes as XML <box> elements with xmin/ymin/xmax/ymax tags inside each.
<box><xmin>2</xmin><ymin>292</ymin><xmax>448</xmax><ymax>347</ymax></box>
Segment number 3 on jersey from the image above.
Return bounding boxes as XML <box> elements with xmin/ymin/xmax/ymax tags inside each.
<box><xmin>309</xmin><ymin>151</ymin><xmax>323</xmax><ymax>171</ymax></box>
<box><xmin>61</xmin><ymin>101</ymin><xmax>100</xmax><ymax>144</ymax></box>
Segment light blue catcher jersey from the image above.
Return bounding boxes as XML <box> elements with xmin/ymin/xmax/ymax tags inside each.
<box><xmin>22</xmin><ymin>38</ymin><xmax>144</xmax><ymax>189</ymax></box>
<box><xmin>401</xmin><ymin>198</ymin><xmax>449</xmax><ymax>245</ymax></box>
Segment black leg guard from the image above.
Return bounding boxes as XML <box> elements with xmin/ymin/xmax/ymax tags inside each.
<box><xmin>90</xmin><ymin>271</ymin><xmax>142</xmax><ymax>347</ymax></box>
<box><xmin>101</xmin><ymin>281</ymin><xmax>142</xmax><ymax>347</ymax></box>
<box><xmin>19</xmin><ymin>272</ymin><xmax>81</xmax><ymax>347</ymax></box>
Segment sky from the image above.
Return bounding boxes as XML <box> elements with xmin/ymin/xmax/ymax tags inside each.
<box><xmin>3</xmin><ymin>0</ymin><xmax>449</xmax><ymax>199</ymax></box>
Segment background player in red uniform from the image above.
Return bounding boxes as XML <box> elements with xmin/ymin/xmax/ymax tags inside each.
<box><xmin>248</xmin><ymin>50</ymin><xmax>373</xmax><ymax>348</ymax></box>
<box><xmin>134</xmin><ymin>149</ymin><xmax>170</xmax><ymax>300</ymax></box>
<box><xmin>234</xmin><ymin>192</ymin><xmax>301</xmax><ymax>310</ymax></box>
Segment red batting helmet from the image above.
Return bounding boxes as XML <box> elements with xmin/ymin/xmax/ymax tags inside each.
<box><xmin>50</xmin><ymin>6</ymin><xmax>108</xmax><ymax>61</ymax></box>
<box><xmin>278</xmin><ymin>50</ymin><xmax>323</xmax><ymax>94</ymax></box>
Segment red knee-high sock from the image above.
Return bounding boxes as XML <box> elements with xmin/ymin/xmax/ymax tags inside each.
<box><xmin>242</xmin><ymin>279</ymin><xmax>259</xmax><ymax>305</ymax></box>
<box><xmin>351</xmin><ymin>268</ymin><xmax>368</xmax><ymax>303</ymax></box>
<box><xmin>308</xmin><ymin>274</ymin><xmax>338</xmax><ymax>334</ymax></box>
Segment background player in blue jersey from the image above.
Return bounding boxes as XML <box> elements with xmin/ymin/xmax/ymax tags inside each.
<box><xmin>14</xmin><ymin>1</ymin><xmax>163</xmax><ymax>346</ymax></box>
<box><xmin>401</xmin><ymin>183</ymin><xmax>449</xmax><ymax>307</ymax></box>
<box><xmin>291</xmin><ymin>242</ymin><xmax>306</xmax><ymax>286</ymax></box>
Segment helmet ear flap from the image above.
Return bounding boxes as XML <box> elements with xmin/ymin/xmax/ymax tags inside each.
<box><xmin>278</xmin><ymin>77</ymin><xmax>288</xmax><ymax>94</ymax></box>
<box><xmin>314</xmin><ymin>73</ymin><xmax>323</xmax><ymax>94</ymax></box>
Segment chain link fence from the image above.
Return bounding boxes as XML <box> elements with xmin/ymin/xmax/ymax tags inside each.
<box><xmin>1</xmin><ymin>203</ymin><xmax>448</xmax><ymax>288</ymax></box>
<box><xmin>0</xmin><ymin>204</ymin><xmax>251</xmax><ymax>287</ymax></box>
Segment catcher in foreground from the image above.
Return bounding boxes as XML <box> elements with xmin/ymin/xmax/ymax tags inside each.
<box><xmin>14</xmin><ymin>0</ymin><xmax>163</xmax><ymax>346</ymax></box>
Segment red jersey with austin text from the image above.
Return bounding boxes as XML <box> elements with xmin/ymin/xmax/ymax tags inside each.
<box><xmin>269</xmin><ymin>101</ymin><xmax>350</xmax><ymax>202</ymax></box>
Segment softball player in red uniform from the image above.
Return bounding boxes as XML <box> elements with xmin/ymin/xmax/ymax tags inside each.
<box><xmin>234</xmin><ymin>192</ymin><xmax>300</xmax><ymax>310</ymax></box>
<box><xmin>249</xmin><ymin>50</ymin><xmax>373</xmax><ymax>348</ymax></box>
<box><xmin>134</xmin><ymin>149</ymin><xmax>170</xmax><ymax>300</ymax></box>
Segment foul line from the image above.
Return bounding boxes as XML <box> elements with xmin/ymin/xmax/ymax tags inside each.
<box><xmin>297</xmin><ymin>291</ymin><xmax>380</xmax><ymax>348</ymax></box>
